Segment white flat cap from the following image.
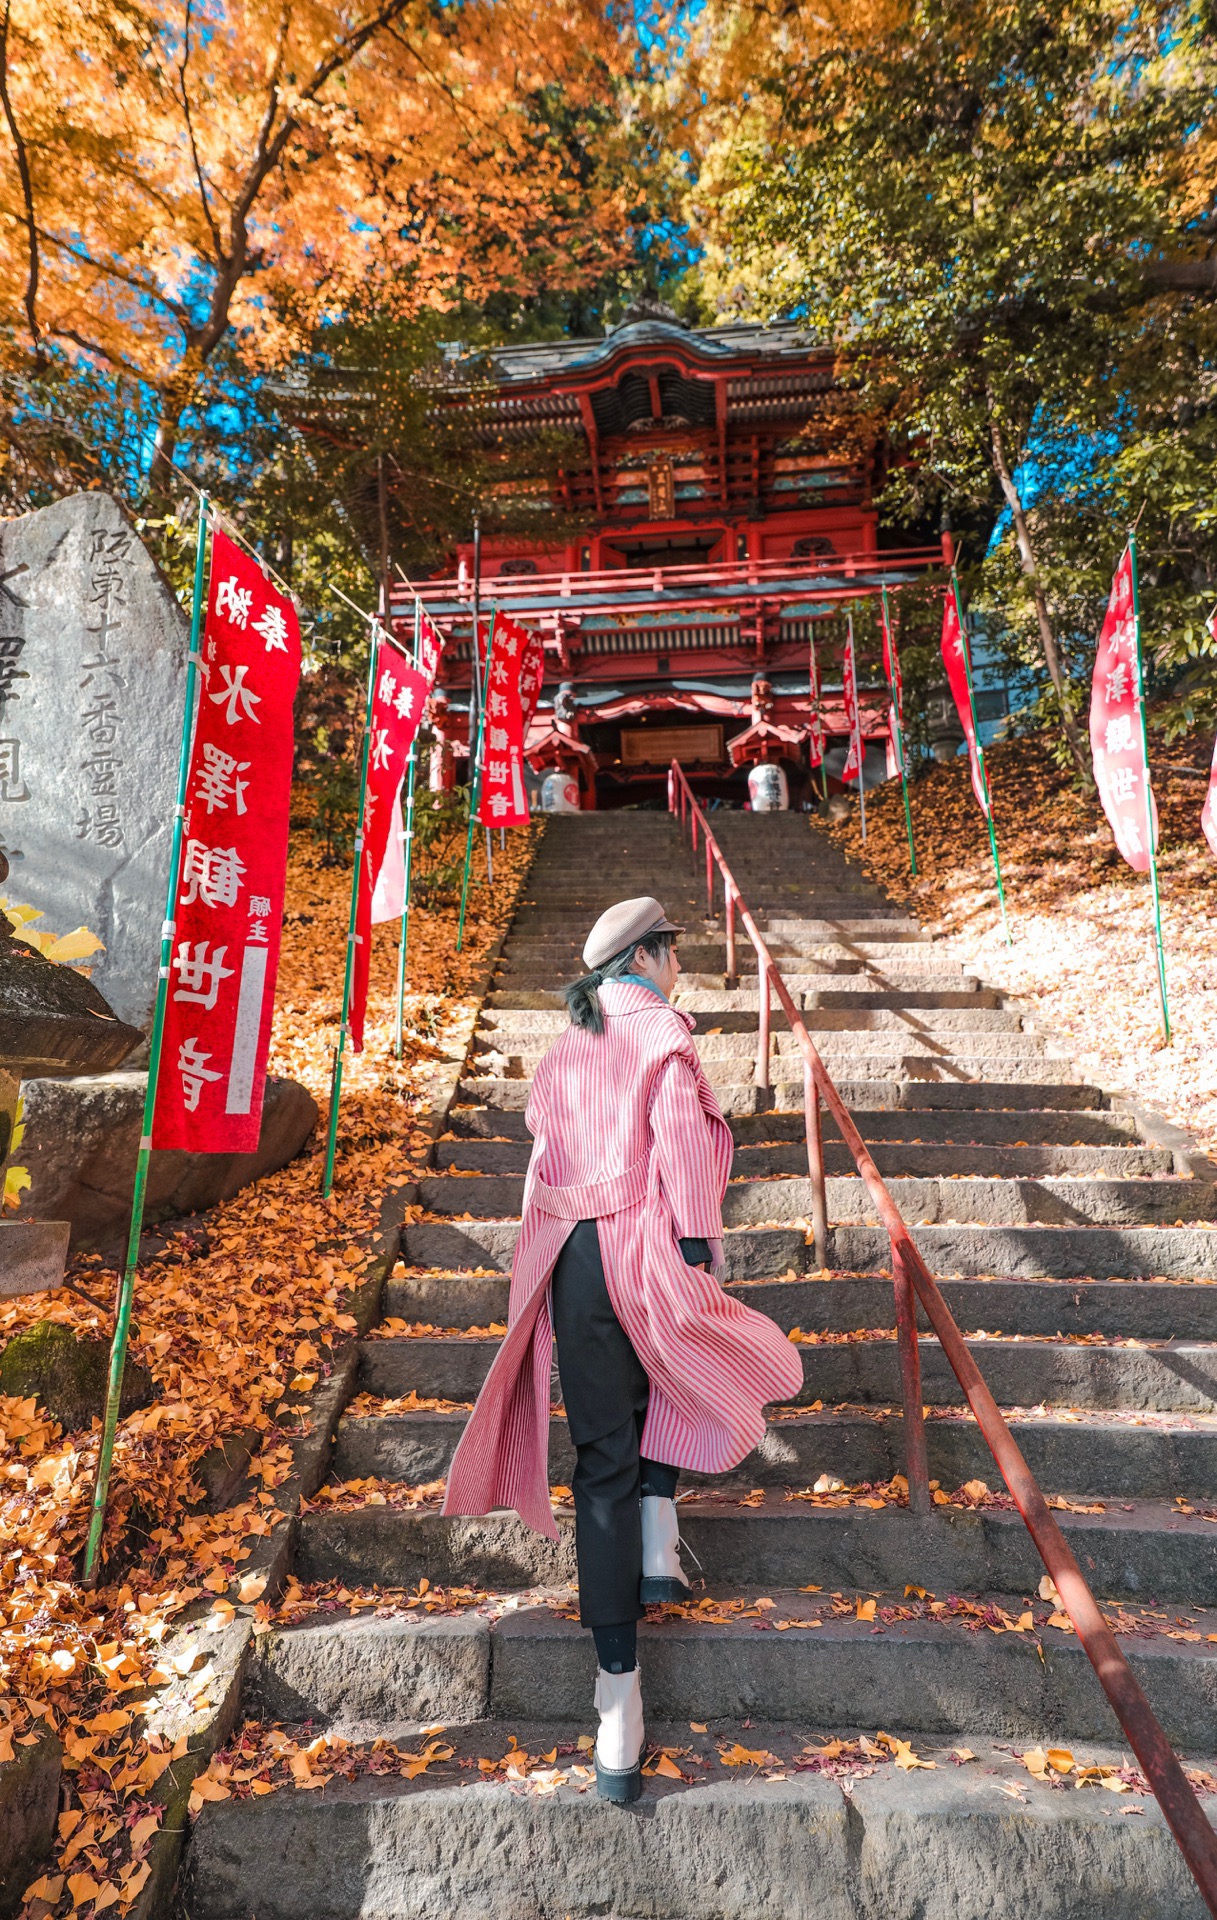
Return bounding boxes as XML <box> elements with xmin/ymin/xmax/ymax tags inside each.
<box><xmin>583</xmin><ymin>896</ymin><xmax>685</xmax><ymax>970</ymax></box>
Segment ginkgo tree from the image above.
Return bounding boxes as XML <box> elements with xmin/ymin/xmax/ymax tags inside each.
<box><xmin>0</xmin><ymin>0</ymin><xmax>634</xmax><ymax>487</ymax></box>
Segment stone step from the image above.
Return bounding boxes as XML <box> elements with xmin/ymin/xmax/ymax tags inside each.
<box><xmin>448</xmin><ymin>1104</ymin><xmax>1133</xmax><ymax>1145</ymax></box>
<box><xmin>476</xmin><ymin>1035</ymin><xmax>1051</xmax><ymax>1072</ymax></box>
<box><xmin>471</xmin><ymin>1056</ymin><xmax>1071</xmax><ymax>1094</ymax></box>
<box><xmin>684</xmin><ymin>988</ymin><xmax>1001</xmax><ymax>1011</ymax></box>
<box><xmin>433</xmin><ymin>1139</ymin><xmax>1175</xmax><ymax>1180</ymax></box>
<box><xmin>294</xmin><ymin>1494</ymin><xmax>1217</xmax><ymax>1602</ymax></box>
<box><xmin>508</xmin><ymin>892</ymin><xmax>894</xmax><ymax>917</ymax></box>
<box><xmin>490</xmin><ymin>973</ymin><xmax>984</xmax><ymax>1002</ymax></box>
<box><xmin>358</xmin><ymin>1332</ymin><xmax>1217</xmax><ymax>1415</ymax></box>
<box><xmin>388</xmin><ymin>1270</ymin><xmax>1217</xmax><ymax>1343</ymax></box>
<box><xmin>419</xmin><ymin>1172</ymin><xmax>1212</xmax><ymax>1228</ymax></box>
<box><xmin>335</xmin><ymin>1402</ymin><xmax>1217</xmax><ymax>1501</ymax></box>
<box><xmin>501</xmin><ymin>929</ymin><xmax>929</xmax><ymax>960</ymax></box>
<box><xmin>401</xmin><ymin>1216</ymin><xmax>1217</xmax><ymax>1281</ymax></box>
<box><xmin>477</xmin><ymin>1006</ymin><xmax>1026</xmax><ymax>1036</ymax></box>
<box><xmin>184</xmin><ymin>1721</ymin><xmax>1215</xmax><ymax>1920</ymax></box>
<box><xmin>247</xmin><ymin>1597</ymin><xmax>1217</xmax><ymax>1750</ymax></box>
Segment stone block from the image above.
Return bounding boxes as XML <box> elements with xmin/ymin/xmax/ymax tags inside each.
<box><xmin>0</xmin><ymin>1318</ymin><xmax>153</xmax><ymax>1431</ymax></box>
<box><xmin>17</xmin><ymin>1069</ymin><xmax>318</xmax><ymax>1247</ymax></box>
<box><xmin>251</xmin><ymin>1613</ymin><xmax>490</xmax><ymax>1738</ymax></box>
<box><xmin>0</xmin><ymin>1720</ymin><xmax>61</xmax><ymax>1919</ymax></box>
<box><xmin>0</xmin><ymin>492</ymin><xmax>191</xmax><ymax>1032</ymax></box>
<box><xmin>0</xmin><ymin>1219</ymin><xmax>69</xmax><ymax>1299</ymax></box>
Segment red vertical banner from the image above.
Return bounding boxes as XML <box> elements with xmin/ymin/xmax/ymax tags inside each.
<box><xmin>1203</xmin><ymin>738</ymin><xmax>1217</xmax><ymax>858</ymax></box>
<box><xmin>1203</xmin><ymin>609</ymin><xmax>1217</xmax><ymax>859</ymax></box>
<box><xmin>881</xmin><ymin>597</ymin><xmax>906</xmax><ymax>775</ymax></box>
<box><xmin>519</xmin><ymin>625</ymin><xmax>545</xmax><ymax>735</ymax></box>
<box><xmin>350</xmin><ymin>636</ymin><xmax>429</xmax><ymax>1051</ymax></box>
<box><xmin>417</xmin><ymin>610</ymin><xmax>443</xmax><ymax>687</ymax></box>
<box><xmin>1088</xmin><ymin>549</ymin><xmax>1158</xmax><ymax>873</ymax></box>
<box><xmin>807</xmin><ymin>634</ymin><xmax>825</xmax><ymax>768</ymax></box>
<box><xmin>940</xmin><ymin>589</ymin><xmax>990</xmax><ymax>818</ymax></box>
<box><xmin>154</xmin><ymin>529</ymin><xmax>301</xmax><ymax>1151</ymax></box>
<box><xmin>477</xmin><ymin>612</ymin><xmax>530</xmax><ymax>827</ymax></box>
<box><xmin>372</xmin><ymin>609</ymin><xmax>445</xmax><ymax>926</ymax></box>
<box><xmin>840</xmin><ymin>621</ymin><xmax>861</xmax><ymax>781</ymax></box>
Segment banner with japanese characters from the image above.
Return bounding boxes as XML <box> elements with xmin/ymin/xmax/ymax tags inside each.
<box><xmin>807</xmin><ymin>634</ymin><xmax>825</xmax><ymax>768</ymax></box>
<box><xmin>371</xmin><ymin>609</ymin><xmax>445</xmax><ymax>926</ymax></box>
<box><xmin>476</xmin><ymin>612</ymin><xmax>530</xmax><ymax>827</ymax></box>
<box><xmin>154</xmin><ymin>528</ymin><xmax>301</xmax><ymax>1152</ymax></box>
<box><xmin>881</xmin><ymin>598</ymin><xmax>906</xmax><ymax>775</ymax></box>
<box><xmin>519</xmin><ymin>624</ymin><xmax>545</xmax><ymax>736</ymax></box>
<box><xmin>940</xmin><ymin>589</ymin><xmax>990</xmax><ymax>819</ymax></box>
<box><xmin>350</xmin><ymin>635</ymin><xmax>429</xmax><ymax>1051</ymax></box>
<box><xmin>840</xmin><ymin>622</ymin><xmax>862</xmax><ymax>782</ymax></box>
<box><xmin>1088</xmin><ymin>548</ymin><xmax>1158</xmax><ymax>872</ymax></box>
<box><xmin>1203</xmin><ymin>609</ymin><xmax>1217</xmax><ymax>859</ymax></box>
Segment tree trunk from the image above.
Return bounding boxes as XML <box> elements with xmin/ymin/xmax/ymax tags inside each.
<box><xmin>376</xmin><ymin>451</ymin><xmax>394</xmax><ymax>635</ymax></box>
<box><xmin>149</xmin><ymin>358</ymin><xmax>200</xmax><ymax>502</ymax></box>
<box><xmin>987</xmin><ymin>412</ymin><xmax>1091</xmax><ymax>782</ymax></box>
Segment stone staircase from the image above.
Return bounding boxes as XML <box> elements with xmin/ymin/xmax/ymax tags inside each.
<box><xmin>185</xmin><ymin>810</ymin><xmax>1217</xmax><ymax>1920</ymax></box>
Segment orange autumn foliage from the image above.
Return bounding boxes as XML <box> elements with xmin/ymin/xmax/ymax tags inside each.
<box><xmin>0</xmin><ymin>1</ymin><xmax>632</xmax><ymax>437</ymax></box>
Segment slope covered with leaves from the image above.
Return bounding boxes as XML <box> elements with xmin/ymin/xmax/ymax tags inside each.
<box><xmin>826</xmin><ymin>738</ymin><xmax>1217</xmax><ymax>1152</ymax></box>
<box><xmin>0</xmin><ymin>820</ymin><xmax>537</xmax><ymax>1918</ymax></box>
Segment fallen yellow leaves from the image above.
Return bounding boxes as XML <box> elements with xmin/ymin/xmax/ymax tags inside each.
<box><xmin>3</xmin><ymin>821</ymin><xmax>535</xmax><ymax>1915</ymax></box>
<box><xmin>346</xmin><ymin>1389</ymin><xmax>474</xmax><ymax>1416</ymax></box>
<box><xmin>718</xmin><ymin>1742</ymin><xmax>778</xmax><ymax>1768</ymax></box>
<box><xmin>1018</xmin><ymin>1747</ymin><xmax>1137</xmax><ymax>1793</ymax></box>
<box><xmin>301</xmin><ymin>1476</ymin><xmax>446</xmax><ymax>1513</ymax></box>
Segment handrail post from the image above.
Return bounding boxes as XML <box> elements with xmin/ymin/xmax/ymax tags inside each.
<box><xmin>705</xmin><ymin>833</ymin><xmax>713</xmax><ymax>916</ymax></box>
<box><xmin>892</xmin><ymin>1241</ymin><xmax>931</xmax><ymax>1514</ymax></box>
<box><xmin>803</xmin><ymin>1059</ymin><xmax>828</xmax><ymax>1270</ymax></box>
<box><xmin>725</xmin><ymin>881</ymin><xmax>736</xmax><ymax>982</ymax></box>
<box><xmin>756</xmin><ymin>957</ymin><xmax>771</xmax><ymax>1093</ymax></box>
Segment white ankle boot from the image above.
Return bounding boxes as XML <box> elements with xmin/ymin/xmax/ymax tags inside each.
<box><xmin>593</xmin><ymin>1665</ymin><xmax>644</xmax><ymax>1803</ymax></box>
<box><xmin>640</xmin><ymin>1494</ymin><xmax>691</xmax><ymax>1604</ymax></box>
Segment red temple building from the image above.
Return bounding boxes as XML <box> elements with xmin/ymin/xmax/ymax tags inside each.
<box><xmin>393</xmin><ymin>303</ymin><xmax>952</xmax><ymax>807</ymax></box>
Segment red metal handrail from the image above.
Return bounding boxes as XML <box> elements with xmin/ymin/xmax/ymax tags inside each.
<box><xmin>668</xmin><ymin>757</ymin><xmax>1217</xmax><ymax>1914</ymax></box>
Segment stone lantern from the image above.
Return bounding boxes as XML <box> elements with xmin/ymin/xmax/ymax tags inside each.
<box><xmin>0</xmin><ymin>853</ymin><xmax>141</xmax><ymax>1298</ymax></box>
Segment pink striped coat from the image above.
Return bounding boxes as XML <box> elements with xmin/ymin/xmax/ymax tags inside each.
<box><xmin>442</xmin><ymin>980</ymin><xmax>803</xmax><ymax>1539</ymax></box>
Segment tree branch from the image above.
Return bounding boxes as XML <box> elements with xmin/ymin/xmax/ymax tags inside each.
<box><xmin>38</xmin><ymin>227</ymin><xmax>194</xmax><ymax>324</ymax></box>
<box><xmin>1141</xmin><ymin>253</ymin><xmax>1217</xmax><ymax>294</ymax></box>
<box><xmin>176</xmin><ymin>0</ymin><xmax>225</xmax><ymax>264</ymax></box>
<box><xmin>0</xmin><ymin>0</ymin><xmax>42</xmax><ymax>358</ymax></box>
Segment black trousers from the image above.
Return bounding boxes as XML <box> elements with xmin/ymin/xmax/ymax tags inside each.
<box><xmin>550</xmin><ymin>1218</ymin><xmax>707</xmax><ymax>1627</ymax></box>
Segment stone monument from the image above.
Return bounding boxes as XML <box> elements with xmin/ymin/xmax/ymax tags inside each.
<box><xmin>0</xmin><ymin>850</ymin><xmax>142</xmax><ymax>1296</ymax></box>
<box><xmin>0</xmin><ymin>491</ymin><xmax>190</xmax><ymax>1032</ymax></box>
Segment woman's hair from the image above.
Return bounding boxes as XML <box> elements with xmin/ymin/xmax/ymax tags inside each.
<box><xmin>563</xmin><ymin>930</ymin><xmax>676</xmax><ymax>1034</ymax></box>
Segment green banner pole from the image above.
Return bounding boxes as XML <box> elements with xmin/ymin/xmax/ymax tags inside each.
<box><xmin>1128</xmin><ymin>532</ymin><xmax>1171</xmax><ymax>1043</ymax></box>
<box><xmin>882</xmin><ymin>587</ymin><xmax>917</xmax><ymax>874</ymax></box>
<box><xmin>392</xmin><ymin>604</ymin><xmax>422</xmax><ymax>1061</ymax></box>
<box><xmin>83</xmin><ymin>496</ymin><xmax>211</xmax><ymax>1584</ymax></box>
<box><xmin>952</xmin><ymin>571</ymin><xmax>1011</xmax><ymax>946</ymax></box>
<box><xmin>456</xmin><ymin>610</ymin><xmax>496</xmax><ymax>952</ymax></box>
<box><xmin>321</xmin><ymin>620</ymin><xmax>381</xmax><ymax>1196</ymax></box>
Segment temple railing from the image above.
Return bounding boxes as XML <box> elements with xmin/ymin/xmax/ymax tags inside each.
<box><xmin>392</xmin><ymin>542</ymin><xmax>948</xmax><ymax>631</ymax></box>
<box><xmin>668</xmin><ymin>756</ymin><xmax>1217</xmax><ymax>1914</ymax></box>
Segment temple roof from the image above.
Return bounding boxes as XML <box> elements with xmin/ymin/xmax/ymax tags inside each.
<box><xmin>473</xmin><ymin>318</ymin><xmax>819</xmax><ymax>388</ymax></box>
